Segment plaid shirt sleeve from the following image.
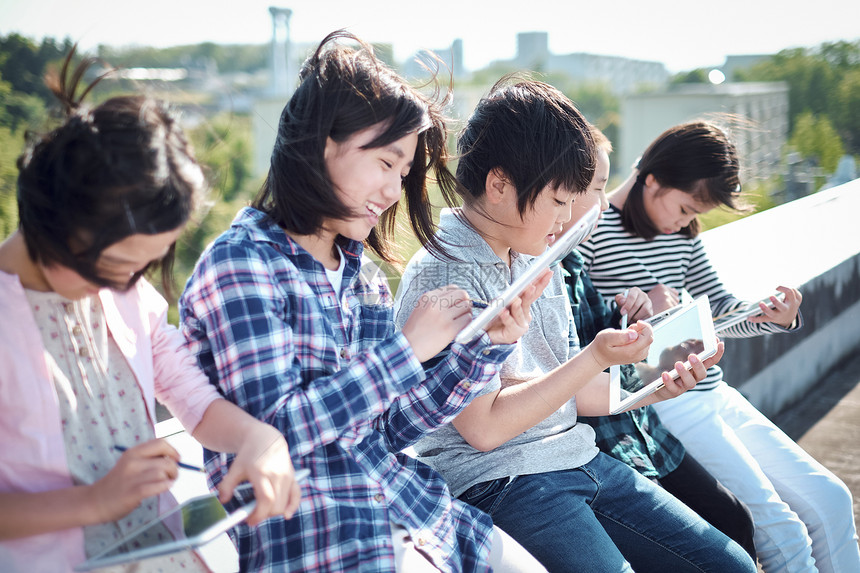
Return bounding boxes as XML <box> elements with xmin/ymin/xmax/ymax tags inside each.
<box><xmin>378</xmin><ymin>332</ymin><xmax>513</xmax><ymax>452</ymax></box>
<box><xmin>180</xmin><ymin>238</ymin><xmax>426</xmax><ymax>459</ymax></box>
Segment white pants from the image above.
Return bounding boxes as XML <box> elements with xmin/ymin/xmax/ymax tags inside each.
<box><xmin>653</xmin><ymin>382</ymin><xmax>860</xmax><ymax>573</ymax></box>
<box><xmin>392</xmin><ymin>523</ymin><xmax>546</xmax><ymax>573</ymax></box>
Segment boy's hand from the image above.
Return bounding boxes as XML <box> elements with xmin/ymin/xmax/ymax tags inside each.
<box><xmin>647</xmin><ymin>284</ymin><xmax>680</xmax><ymax>314</ymax></box>
<box><xmin>652</xmin><ymin>341</ymin><xmax>725</xmax><ymax>401</ymax></box>
<box><xmin>587</xmin><ymin>321</ymin><xmax>653</xmax><ymax>370</ymax></box>
<box><xmin>484</xmin><ymin>269</ymin><xmax>552</xmax><ymax>345</ymax></box>
<box><xmin>749</xmin><ymin>286</ymin><xmax>802</xmax><ymax>328</ymax></box>
<box><xmin>615</xmin><ymin>287</ymin><xmax>653</xmax><ymax>323</ymax></box>
<box><xmin>402</xmin><ymin>286</ymin><xmax>473</xmax><ymax>362</ymax></box>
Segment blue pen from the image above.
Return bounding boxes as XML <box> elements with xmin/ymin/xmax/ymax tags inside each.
<box><xmin>114</xmin><ymin>445</ymin><xmax>205</xmax><ymax>473</ymax></box>
<box><xmin>470</xmin><ymin>299</ymin><xmax>489</xmax><ymax>309</ymax></box>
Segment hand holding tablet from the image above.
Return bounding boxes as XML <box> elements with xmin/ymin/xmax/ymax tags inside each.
<box><xmin>75</xmin><ymin>469</ymin><xmax>311</xmax><ymax>571</ymax></box>
<box><xmin>608</xmin><ymin>295</ymin><xmax>719</xmax><ymax>414</ymax></box>
<box><xmin>455</xmin><ymin>204</ymin><xmax>601</xmax><ymax>345</ymax></box>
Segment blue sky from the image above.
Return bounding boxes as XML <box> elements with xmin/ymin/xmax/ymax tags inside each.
<box><xmin>2</xmin><ymin>0</ymin><xmax>858</xmax><ymax>73</ymax></box>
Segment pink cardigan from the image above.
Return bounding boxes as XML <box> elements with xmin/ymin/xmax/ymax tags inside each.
<box><xmin>0</xmin><ymin>271</ymin><xmax>221</xmax><ymax>572</ymax></box>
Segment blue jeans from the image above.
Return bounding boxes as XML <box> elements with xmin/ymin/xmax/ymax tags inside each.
<box><xmin>459</xmin><ymin>453</ymin><xmax>756</xmax><ymax>572</ymax></box>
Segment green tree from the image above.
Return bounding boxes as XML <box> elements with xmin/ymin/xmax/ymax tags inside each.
<box><xmin>788</xmin><ymin>111</ymin><xmax>845</xmax><ymax>174</ymax></box>
<box><xmin>670</xmin><ymin>69</ymin><xmax>708</xmax><ymax>84</ymax></box>
<box><xmin>0</xmin><ymin>34</ymin><xmax>72</xmax><ymax>102</ymax></box>
<box><xmin>834</xmin><ymin>69</ymin><xmax>860</xmax><ymax>152</ymax></box>
<box><xmin>737</xmin><ymin>40</ymin><xmax>860</xmax><ymax>154</ymax></box>
<box><xmin>0</xmin><ymin>125</ymin><xmax>24</xmax><ymax>238</ymax></box>
<box><xmin>169</xmin><ymin>112</ymin><xmax>260</xmax><ymax>306</ymax></box>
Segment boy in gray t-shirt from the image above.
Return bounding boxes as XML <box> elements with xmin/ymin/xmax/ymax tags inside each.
<box><xmin>392</xmin><ymin>78</ymin><xmax>754</xmax><ymax>573</ymax></box>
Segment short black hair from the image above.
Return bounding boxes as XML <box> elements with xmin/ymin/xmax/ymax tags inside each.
<box><xmin>456</xmin><ymin>76</ymin><xmax>596</xmax><ymax>216</ymax></box>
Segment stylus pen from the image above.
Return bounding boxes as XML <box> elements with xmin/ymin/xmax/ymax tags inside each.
<box><xmin>113</xmin><ymin>445</ymin><xmax>205</xmax><ymax>473</ymax></box>
<box><xmin>620</xmin><ymin>289</ymin><xmax>629</xmax><ymax>330</ymax></box>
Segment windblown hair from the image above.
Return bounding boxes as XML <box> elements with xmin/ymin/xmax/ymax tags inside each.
<box><xmin>254</xmin><ymin>30</ymin><xmax>459</xmax><ymax>263</ymax></box>
<box><xmin>621</xmin><ymin>121</ymin><xmax>742</xmax><ymax>239</ymax></box>
<box><xmin>16</xmin><ymin>48</ymin><xmax>205</xmax><ymax>296</ymax></box>
<box><xmin>456</xmin><ymin>76</ymin><xmax>596</xmax><ymax>216</ymax></box>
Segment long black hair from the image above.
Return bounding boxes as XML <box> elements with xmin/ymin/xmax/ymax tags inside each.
<box><xmin>253</xmin><ymin>30</ymin><xmax>459</xmax><ymax>263</ymax></box>
<box><xmin>621</xmin><ymin>121</ymin><xmax>742</xmax><ymax>239</ymax></box>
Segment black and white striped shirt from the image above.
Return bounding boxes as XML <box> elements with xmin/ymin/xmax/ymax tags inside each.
<box><xmin>580</xmin><ymin>205</ymin><xmax>791</xmax><ymax>391</ymax></box>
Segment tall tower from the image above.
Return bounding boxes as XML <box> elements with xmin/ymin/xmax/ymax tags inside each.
<box><xmin>269</xmin><ymin>7</ymin><xmax>293</xmax><ymax>96</ymax></box>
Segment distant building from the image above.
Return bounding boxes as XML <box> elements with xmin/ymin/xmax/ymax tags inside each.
<box><xmin>402</xmin><ymin>39</ymin><xmax>465</xmax><ymax>80</ymax></box>
<box><xmin>620</xmin><ymin>82</ymin><xmax>790</xmax><ymax>182</ymax></box>
<box><xmin>513</xmin><ymin>31</ymin><xmax>669</xmax><ymax>94</ymax></box>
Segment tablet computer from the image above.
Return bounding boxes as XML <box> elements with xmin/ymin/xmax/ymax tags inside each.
<box><xmin>608</xmin><ymin>295</ymin><xmax>717</xmax><ymax>414</ymax></box>
<box><xmin>713</xmin><ymin>291</ymin><xmax>786</xmax><ymax>332</ymax></box>
<box><xmin>454</xmin><ymin>203</ymin><xmax>601</xmax><ymax>345</ymax></box>
<box><xmin>75</xmin><ymin>469</ymin><xmax>310</xmax><ymax>571</ymax></box>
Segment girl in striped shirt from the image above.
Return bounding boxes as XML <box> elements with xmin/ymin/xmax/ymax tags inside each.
<box><xmin>580</xmin><ymin>120</ymin><xmax>859</xmax><ymax>573</ymax></box>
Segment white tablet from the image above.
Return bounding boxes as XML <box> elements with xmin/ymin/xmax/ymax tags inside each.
<box><xmin>454</xmin><ymin>203</ymin><xmax>601</xmax><ymax>345</ymax></box>
<box><xmin>608</xmin><ymin>295</ymin><xmax>717</xmax><ymax>414</ymax></box>
<box><xmin>713</xmin><ymin>292</ymin><xmax>786</xmax><ymax>332</ymax></box>
<box><xmin>75</xmin><ymin>469</ymin><xmax>310</xmax><ymax>571</ymax></box>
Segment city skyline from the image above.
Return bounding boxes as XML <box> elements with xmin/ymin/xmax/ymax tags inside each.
<box><xmin>2</xmin><ymin>0</ymin><xmax>859</xmax><ymax>74</ymax></box>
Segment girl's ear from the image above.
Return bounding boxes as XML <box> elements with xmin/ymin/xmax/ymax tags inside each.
<box><xmin>643</xmin><ymin>173</ymin><xmax>660</xmax><ymax>196</ymax></box>
<box><xmin>645</xmin><ymin>173</ymin><xmax>657</xmax><ymax>186</ymax></box>
<box><xmin>485</xmin><ymin>168</ymin><xmax>511</xmax><ymax>205</ymax></box>
<box><xmin>323</xmin><ymin>137</ymin><xmax>337</xmax><ymax>164</ymax></box>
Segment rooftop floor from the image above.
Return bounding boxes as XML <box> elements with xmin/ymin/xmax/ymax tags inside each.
<box><xmin>770</xmin><ymin>348</ymin><xmax>860</xmax><ymax>529</ymax></box>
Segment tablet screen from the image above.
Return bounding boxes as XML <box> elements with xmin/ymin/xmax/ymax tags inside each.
<box><xmin>454</xmin><ymin>203</ymin><xmax>601</xmax><ymax>344</ymax></box>
<box><xmin>75</xmin><ymin>494</ymin><xmax>255</xmax><ymax>571</ymax></box>
<box><xmin>609</xmin><ymin>295</ymin><xmax>717</xmax><ymax>414</ymax></box>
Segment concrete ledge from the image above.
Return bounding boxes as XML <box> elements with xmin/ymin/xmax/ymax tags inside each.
<box><xmin>699</xmin><ymin>179</ymin><xmax>860</xmax><ymax>417</ymax></box>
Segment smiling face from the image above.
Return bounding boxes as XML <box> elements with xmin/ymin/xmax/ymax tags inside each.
<box><xmin>323</xmin><ymin>122</ymin><xmax>418</xmax><ymax>244</ymax></box>
<box><xmin>38</xmin><ymin>228</ymin><xmax>183</xmax><ymax>300</ymax></box>
<box><xmin>642</xmin><ymin>174</ymin><xmax>716</xmax><ymax>235</ymax></box>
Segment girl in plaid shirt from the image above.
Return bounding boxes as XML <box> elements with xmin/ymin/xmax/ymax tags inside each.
<box><xmin>180</xmin><ymin>31</ymin><xmax>548</xmax><ymax>572</ymax></box>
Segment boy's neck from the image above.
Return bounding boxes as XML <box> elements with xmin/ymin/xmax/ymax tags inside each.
<box><xmin>459</xmin><ymin>206</ymin><xmax>513</xmax><ymax>267</ymax></box>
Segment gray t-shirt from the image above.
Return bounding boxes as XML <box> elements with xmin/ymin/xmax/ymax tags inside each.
<box><xmin>393</xmin><ymin>209</ymin><xmax>598</xmax><ymax>497</ymax></box>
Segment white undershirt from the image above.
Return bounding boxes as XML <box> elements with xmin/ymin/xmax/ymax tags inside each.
<box><xmin>325</xmin><ymin>244</ymin><xmax>346</xmax><ymax>294</ymax></box>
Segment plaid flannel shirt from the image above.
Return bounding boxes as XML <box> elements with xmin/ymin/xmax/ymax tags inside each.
<box><xmin>561</xmin><ymin>249</ymin><xmax>685</xmax><ymax>479</ymax></box>
<box><xmin>179</xmin><ymin>207</ymin><xmax>513</xmax><ymax>572</ymax></box>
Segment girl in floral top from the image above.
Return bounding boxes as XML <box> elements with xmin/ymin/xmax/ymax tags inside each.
<box><xmin>0</xmin><ymin>49</ymin><xmax>302</xmax><ymax>573</ymax></box>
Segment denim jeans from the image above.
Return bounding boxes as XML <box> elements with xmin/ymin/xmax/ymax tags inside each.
<box><xmin>658</xmin><ymin>452</ymin><xmax>757</xmax><ymax>561</ymax></box>
<box><xmin>460</xmin><ymin>452</ymin><xmax>756</xmax><ymax>573</ymax></box>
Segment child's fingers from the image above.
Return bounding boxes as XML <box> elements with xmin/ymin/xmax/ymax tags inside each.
<box><xmin>701</xmin><ymin>341</ymin><xmax>725</xmax><ymax>368</ymax></box>
<box><xmin>505</xmin><ymin>295</ymin><xmax>530</xmax><ymax>327</ymax></box>
<box><xmin>246</xmin><ymin>478</ymin><xmax>277</xmax><ymax>526</ymax></box>
<box><xmin>284</xmin><ymin>478</ymin><xmax>302</xmax><ymax>519</ymax></box>
<box><xmin>130</xmin><ymin>438</ymin><xmax>181</xmax><ymax>464</ymax></box>
<box><xmin>217</xmin><ymin>469</ymin><xmax>242</xmax><ymax>504</ymax></box>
